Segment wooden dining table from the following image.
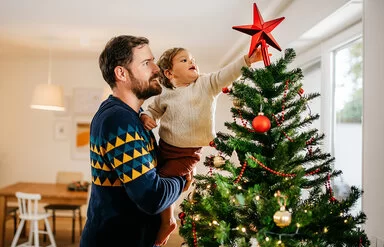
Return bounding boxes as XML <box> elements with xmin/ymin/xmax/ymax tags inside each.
<box><xmin>0</xmin><ymin>182</ymin><xmax>88</xmax><ymax>247</ymax></box>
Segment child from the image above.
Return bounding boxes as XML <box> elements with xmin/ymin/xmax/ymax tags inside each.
<box><xmin>140</xmin><ymin>47</ymin><xmax>263</xmax><ymax>246</ymax></box>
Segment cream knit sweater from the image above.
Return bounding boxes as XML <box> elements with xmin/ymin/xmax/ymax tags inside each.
<box><xmin>143</xmin><ymin>56</ymin><xmax>248</xmax><ymax>148</ymax></box>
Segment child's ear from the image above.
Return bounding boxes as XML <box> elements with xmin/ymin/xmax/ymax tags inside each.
<box><xmin>164</xmin><ymin>69</ymin><xmax>173</xmax><ymax>80</ymax></box>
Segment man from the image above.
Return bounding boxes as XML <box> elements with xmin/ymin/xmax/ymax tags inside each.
<box><xmin>80</xmin><ymin>35</ymin><xmax>186</xmax><ymax>247</ymax></box>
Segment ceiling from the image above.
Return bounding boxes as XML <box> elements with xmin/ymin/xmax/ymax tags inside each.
<box><xmin>0</xmin><ymin>0</ymin><xmax>362</xmax><ymax>70</ymax></box>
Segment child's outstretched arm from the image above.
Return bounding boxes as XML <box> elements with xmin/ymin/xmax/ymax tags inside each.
<box><xmin>140</xmin><ymin>114</ymin><xmax>158</xmax><ymax>130</ymax></box>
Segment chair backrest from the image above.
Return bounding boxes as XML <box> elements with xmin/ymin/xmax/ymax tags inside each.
<box><xmin>56</xmin><ymin>171</ymin><xmax>83</xmax><ymax>184</ymax></box>
<box><xmin>15</xmin><ymin>192</ymin><xmax>41</xmax><ymax>217</ymax></box>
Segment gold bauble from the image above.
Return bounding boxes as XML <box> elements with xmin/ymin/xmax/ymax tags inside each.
<box><xmin>233</xmin><ymin>99</ymin><xmax>243</xmax><ymax>108</ymax></box>
<box><xmin>213</xmin><ymin>155</ymin><xmax>225</xmax><ymax>168</ymax></box>
<box><xmin>273</xmin><ymin>206</ymin><xmax>292</xmax><ymax>228</ymax></box>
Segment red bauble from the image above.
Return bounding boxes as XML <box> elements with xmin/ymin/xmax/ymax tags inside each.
<box><xmin>178</xmin><ymin>212</ymin><xmax>186</xmax><ymax>220</ymax></box>
<box><xmin>298</xmin><ymin>88</ymin><xmax>304</xmax><ymax>95</ymax></box>
<box><xmin>178</xmin><ymin>212</ymin><xmax>186</xmax><ymax>226</ymax></box>
<box><xmin>252</xmin><ymin>113</ymin><xmax>271</xmax><ymax>133</ymax></box>
<box><xmin>222</xmin><ymin>87</ymin><xmax>230</xmax><ymax>94</ymax></box>
<box><xmin>209</xmin><ymin>140</ymin><xmax>216</xmax><ymax>147</ymax></box>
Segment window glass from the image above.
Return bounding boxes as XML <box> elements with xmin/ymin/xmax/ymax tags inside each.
<box><xmin>333</xmin><ymin>38</ymin><xmax>363</xmax><ymax>213</ymax></box>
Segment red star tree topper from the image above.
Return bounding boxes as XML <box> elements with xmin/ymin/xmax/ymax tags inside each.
<box><xmin>233</xmin><ymin>2</ymin><xmax>285</xmax><ymax>66</ymax></box>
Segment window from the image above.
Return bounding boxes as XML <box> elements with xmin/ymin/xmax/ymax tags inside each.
<box><xmin>332</xmin><ymin>38</ymin><xmax>363</xmax><ymax>212</ymax></box>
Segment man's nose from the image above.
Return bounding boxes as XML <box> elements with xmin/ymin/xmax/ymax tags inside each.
<box><xmin>151</xmin><ymin>62</ymin><xmax>160</xmax><ymax>73</ymax></box>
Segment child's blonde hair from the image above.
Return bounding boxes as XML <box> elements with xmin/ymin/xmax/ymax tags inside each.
<box><xmin>157</xmin><ymin>47</ymin><xmax>186</xmax><ymax>89</ymax></box>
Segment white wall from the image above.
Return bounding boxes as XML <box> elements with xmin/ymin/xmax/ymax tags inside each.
<box><xmin>0</xmin><ymin>49</ymin><xmax>104</xmax><ymax>187</ymax></box>
<box><xmin>362</xmin><ymin>0</ymin><xmax>384</xmax><ymax>241</ymax></box>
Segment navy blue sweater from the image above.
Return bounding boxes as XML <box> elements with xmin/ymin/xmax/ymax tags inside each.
<box><xmin>80</xmin><ymin>95</ymin><xmax>185</xmax><ymax>247</ymax></box>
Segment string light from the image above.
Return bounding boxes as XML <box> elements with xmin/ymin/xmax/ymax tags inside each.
<box><xmin>262</xmin><ymin>225</ymin><xmax>301</xmax><ymax>242</ymax></box>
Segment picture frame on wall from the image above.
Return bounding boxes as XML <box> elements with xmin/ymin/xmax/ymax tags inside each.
<box><xmin>54</xmin><ymin>118</ymin><xmax>70</xmax><ymax>141</ymax></box>
<box><xmin>71</xmin><ymin>116</ymin><xmax>92</xmax><ymax>160</ymax></box>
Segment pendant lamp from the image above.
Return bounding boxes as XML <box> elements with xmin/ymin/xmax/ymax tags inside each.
<box><xmin>30</xmin><ymin>50</ymin><xmax>65</xmax><ymax>111</ymax></box>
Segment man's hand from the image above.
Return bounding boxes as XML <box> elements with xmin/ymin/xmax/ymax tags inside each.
<box><xmin>140</xmin><ymin>114</ymin><xmax>157</xmax><ymax>130</ymax></box>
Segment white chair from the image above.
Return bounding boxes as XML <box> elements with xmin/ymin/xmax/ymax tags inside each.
<box><xmin>11</xmin><ymin>192</ymin><xmax>56</xmax><ymax>247</ymax></box>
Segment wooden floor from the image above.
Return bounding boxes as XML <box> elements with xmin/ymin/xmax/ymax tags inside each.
<box><xmin>4</xmin><ymin>217</ymin><xmax>185</xmax><ymax>247</ymax></box>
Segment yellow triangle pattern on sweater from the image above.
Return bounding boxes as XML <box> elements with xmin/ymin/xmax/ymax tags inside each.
<box><xmin>90</xmin><ymin>129</ymin><xmax>157</xmax><ymax>187</ymax></box>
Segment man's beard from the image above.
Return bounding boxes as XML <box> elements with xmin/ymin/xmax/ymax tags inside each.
<box><xmin>128</xmin><ymin>70</ymin><xmax>162</xmax><ymax>100</ymax></box>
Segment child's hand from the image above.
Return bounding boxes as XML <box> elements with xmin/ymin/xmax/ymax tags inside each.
<box><xmin>245</xmin><ymin>47</ymin><xmax>271</xmax><ymax>66</ymax></box>
<box><xmin>140</xmin><ymin>114</ymin><xmax>157</xmax><ymax>130</ymax></box>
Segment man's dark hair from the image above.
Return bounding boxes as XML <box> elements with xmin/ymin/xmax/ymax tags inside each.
<box><xmin>99</xmin><ymin>35</ymin><xmax>149</xmax><ymax>88</ymax></box>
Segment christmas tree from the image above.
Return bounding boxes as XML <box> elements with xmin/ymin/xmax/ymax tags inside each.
<box><xmin>178</xmin><ymin>48</ymin><xmax>370</xmax><ymax>247</ymax></box>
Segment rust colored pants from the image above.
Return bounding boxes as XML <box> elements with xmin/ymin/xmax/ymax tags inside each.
<box><xmin>157</xmin><ymin>139</ymin><xmax>202</xmax><ymax>177</ymax></box>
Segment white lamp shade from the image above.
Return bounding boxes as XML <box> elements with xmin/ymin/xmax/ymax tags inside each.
<box><xmin>30</xmin><ymin>84</ymin><xmax>65</xmax><ymax>111</ymax></box>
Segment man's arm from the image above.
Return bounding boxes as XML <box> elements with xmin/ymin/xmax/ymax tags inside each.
<box><xmin>124</xmin><ymin>170</ymin><xmax>185</xmax><ymax>215</ymax></box>
<box><xmin>103</xmin><ymin>110</ymin><xmax>185</xmax><ymax>215</ymax></box>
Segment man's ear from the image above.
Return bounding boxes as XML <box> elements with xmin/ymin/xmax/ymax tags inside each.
<box><xmin>164</xmin><ymin>69</ymin><xmax>173</xmax><ymax>80</ymax></box>
<box><xmin>114</xmin><ymin>66</ymin><xmax>128</xmax><ymax>82</ymax></box>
